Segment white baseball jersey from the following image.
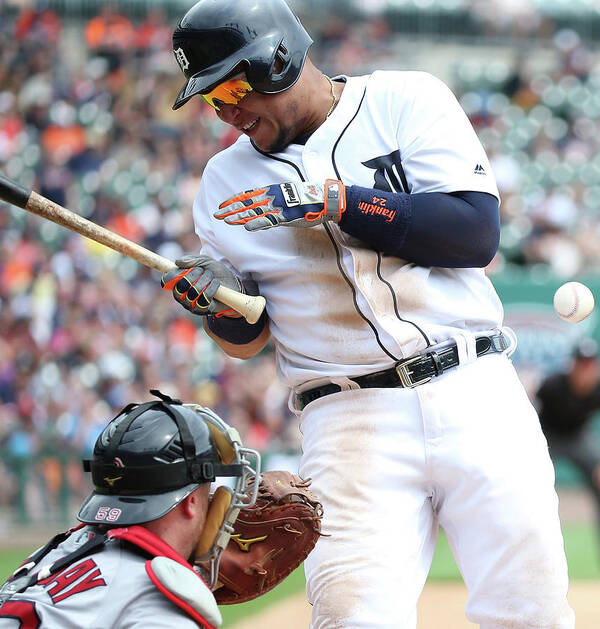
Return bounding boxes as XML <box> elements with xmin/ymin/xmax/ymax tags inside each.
<box><xmin>0</xmin><ymin>527</ymin><xmax>204</xmax><ymax>628</ymax></box>
<box><xmin>194</xmin><ymin>71</ymin><xmax>502</xmax><ymax>389</ymax></box>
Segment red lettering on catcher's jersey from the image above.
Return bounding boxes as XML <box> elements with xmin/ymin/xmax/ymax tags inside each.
<box><xmin>0</xmin><ymin>600</ymin><xmax>41</xmax><ymax>628</ymax></box>
<box><xmin>38</xmin><ymin>558</ymin><xmax>107</xmax><ymax>603</ymax></box>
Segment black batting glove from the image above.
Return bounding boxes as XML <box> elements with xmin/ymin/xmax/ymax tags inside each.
<box><xmin>161</xmin><ymin>254</ymin><xmax>243</xmax><ymax>317</ymax></box>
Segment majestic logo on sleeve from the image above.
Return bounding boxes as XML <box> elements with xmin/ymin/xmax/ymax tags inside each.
<box><xmin>362</xmin><ymin>150</ymin><xmax>409</xmax><ymax>193</ymax></box>
<box><xmin>174</xmin><ymin>47</ymin><xmax>190</xmax><ymax>72</ymax></box>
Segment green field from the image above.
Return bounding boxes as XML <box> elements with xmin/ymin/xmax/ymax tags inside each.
<box><xmin>1</xmin><ymin>524</ymin><xmax>597</xmax><ymax>626</ymax></box>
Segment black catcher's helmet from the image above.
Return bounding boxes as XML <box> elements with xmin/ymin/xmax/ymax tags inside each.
<box><xmin>77</xmin><ymin>390</ymin><xmax>258</xmax><ymax>528</ymax></box>
<box><xmin>172</xmin><ymin>0</ymin><xmax>313</xmax><ymax>110</ymax></box>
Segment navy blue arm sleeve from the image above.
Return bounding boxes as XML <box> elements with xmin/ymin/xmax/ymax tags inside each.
<box><xmin>339</xmin><ymin>188</ymin><xmax>500</xmax><ymax>268</ymax></box>
<box><xmin>206</xmin><ymin>310</ymin><xmax>267</xmax><ymax>344</ymax></box>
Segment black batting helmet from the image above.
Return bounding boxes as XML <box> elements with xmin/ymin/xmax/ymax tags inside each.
<box><xmin>77</xmin><ymin>390</ymin><xmax>248</xmax><ymax>527</ymax></box>
<box><xmin>172</xmin><ymin>0</ymin><xmax>313</xmax><ymax>110</ymax></box>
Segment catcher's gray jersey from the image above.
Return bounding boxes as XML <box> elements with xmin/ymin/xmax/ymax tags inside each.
<box><xmin>0</xmin><ymin>527</ymin><xmax>203</xmax><ymax>628</ymax></box>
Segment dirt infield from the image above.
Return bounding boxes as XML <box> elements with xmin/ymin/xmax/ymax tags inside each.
<box><xmin>230</xmin><ymin>581</ymin><xmax>599</xmax><ymax>628</ymax></box>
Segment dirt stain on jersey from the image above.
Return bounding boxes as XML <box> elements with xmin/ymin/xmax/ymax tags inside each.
<box><xmin>347</xmin><ymin>246</ymin><xmax>432</xmax><ymax>343</ymax></box>
<box><xmin>289</xmin><ymin>227</ymin><xmax>378</xmax><ymax>361</ymax></box>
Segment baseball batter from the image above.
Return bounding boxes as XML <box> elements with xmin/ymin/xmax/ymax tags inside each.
<box><xmin>0</xmin><ymin>391</ymin><xmax>260</xmax><ymax>628</ymax></box>
<box><xmin>163</xmin><ymin>0</ymin><xmax>575</xmax><ymax>626</ymax></box>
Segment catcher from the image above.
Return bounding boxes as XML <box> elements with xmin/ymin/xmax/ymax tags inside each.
<box><xmin>0</xmin><ymin>391</ymin><xmax>322</xmax><ymax>627</ymax></box>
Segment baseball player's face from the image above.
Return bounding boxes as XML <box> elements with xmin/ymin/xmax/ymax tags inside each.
<box><xmin>214</xmin><ymin>86</ymin><xmax>312</xmax><ymax>153</ymax></box>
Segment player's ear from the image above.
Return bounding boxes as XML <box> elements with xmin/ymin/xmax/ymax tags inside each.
<box><xmin>182</xmin><ymin>484</ymin><xmax>211</xmax><ymax>520</ymax></box>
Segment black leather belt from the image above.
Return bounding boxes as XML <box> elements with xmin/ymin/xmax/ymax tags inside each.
<box><xmin>296</xmin><ymin>331</ymin><xmax>509</xmax><ymax>411</ymax></box>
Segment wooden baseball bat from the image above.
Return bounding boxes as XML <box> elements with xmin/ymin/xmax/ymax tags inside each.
<box><xmin>0</xmin><ymin>172</ymin><xmax>266</xmax><ymax>324</ymax></box>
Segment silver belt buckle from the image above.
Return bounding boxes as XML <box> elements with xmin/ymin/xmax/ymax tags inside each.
<box><xmin>395</xmin><ymin>356</ymin><xmax>432</xmax><ymax>388</ymax></box>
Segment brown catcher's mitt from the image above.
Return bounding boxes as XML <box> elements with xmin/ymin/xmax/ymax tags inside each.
<box><xmin>214</xmin><ymin>470</ymin><xmax>323</xmax><ymax>604</ymax></box>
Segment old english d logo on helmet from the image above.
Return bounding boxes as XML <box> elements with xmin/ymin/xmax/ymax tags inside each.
<box><xmin>171</xmin><ymin>0</ymin><xmax>313</xmax><ymax>110</ymax></box>
<box><xmin>174</xmin><ymin>47</ymin><xmax>190</xmax><ymax>72</ymax></box>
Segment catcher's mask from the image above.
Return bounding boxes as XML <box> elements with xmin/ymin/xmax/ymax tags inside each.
<box><xmin>171</xmin><ymin>0</ymin><xmax>313</xmax><ymax>110</ymax></box>
<box><xmin>77</xmin><ymin>389</ymin><xmax>261</xmax><ymax>588</ymax></box>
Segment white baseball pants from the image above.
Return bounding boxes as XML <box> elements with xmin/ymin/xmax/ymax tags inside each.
<box><xmin>299</xmin><ymin>353</ymin><xmax>575</xmax><ymax>628</ymax></box>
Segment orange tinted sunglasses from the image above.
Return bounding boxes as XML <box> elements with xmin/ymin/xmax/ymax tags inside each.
<box><xmin>201</xmin><ymin>74</ymin><xmax>253</xmax><ymax>110</ymax></box>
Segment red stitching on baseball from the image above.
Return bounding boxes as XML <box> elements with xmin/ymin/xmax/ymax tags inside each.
<box><xmin>565</xmin><ymin>284</ymin><xmax>579</xmax><ymax>319</ymax></box>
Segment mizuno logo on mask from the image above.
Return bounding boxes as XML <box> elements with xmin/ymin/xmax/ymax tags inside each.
<box><xmin>104</xmin><ymin>476</ymin><xmax>122</xmax><ymax>487</ymax></box>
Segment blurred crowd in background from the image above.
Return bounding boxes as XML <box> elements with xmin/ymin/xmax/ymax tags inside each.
<box><xmin>2</xmin><ymin>0</ymin><xmax>600</xmax><ymax>523</ymax></box>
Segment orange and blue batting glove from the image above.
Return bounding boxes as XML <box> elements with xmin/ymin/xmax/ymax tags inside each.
<box><xmin>214</xmin><ymin>179</ymin><xmax>346</xmax><ymax>232</ymax></box>
<box><xmin>161</xmin><ymin>254</ymin><xmax>242</xmax><ymax>317</ymax></box>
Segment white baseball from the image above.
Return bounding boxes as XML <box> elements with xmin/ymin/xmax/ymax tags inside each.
<box><xmin>553</xmin><ymin>282</ymin><xmax>595</xmax><ymax>323</ymax></box>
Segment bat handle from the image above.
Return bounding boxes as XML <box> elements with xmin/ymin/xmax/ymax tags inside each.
<box><xmin>215</xmin><ymin>286</ymin><xmax>266</xmax><ymax>325</ymax></box>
